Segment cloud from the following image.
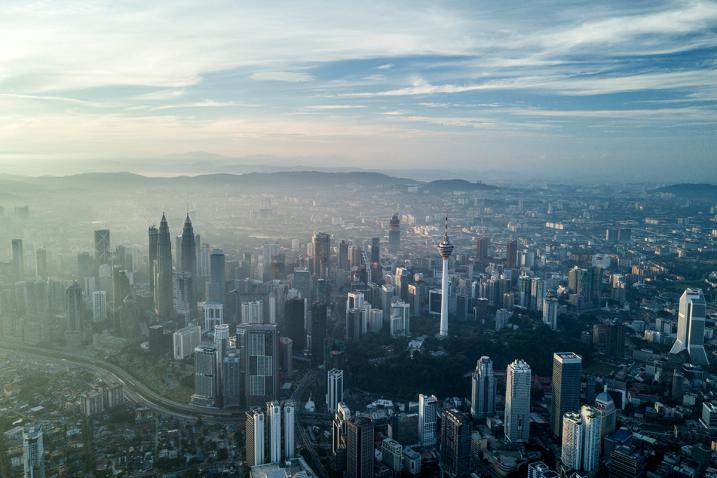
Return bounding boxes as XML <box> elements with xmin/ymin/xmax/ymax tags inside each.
<box><xmin>376</xmin><ymin>64</ymin><xmax>394</xmax><ymax>70</ymax></box>
<box><xmin>306</xmin><ymin>104</ymin><xmax>366</xmax><ymax>110</ymax></box>
<box><xmin>250</xmin><ymin>71</ymin><xmax>315</xmax><ymax>82</ymax></box>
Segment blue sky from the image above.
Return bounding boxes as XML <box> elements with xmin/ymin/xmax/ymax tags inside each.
<box><xmin>0</xmin><ymin>0</ymin><xmax>716</xmax><ymax>181</ymax></box>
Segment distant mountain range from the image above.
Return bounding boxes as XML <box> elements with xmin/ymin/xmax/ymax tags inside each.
<box><xmin>0</xmin><ymin>171</ymin><xmax>504</xmax><ymax>199</ymax></box>
<box><xmin>653</xmin><ymin>183</ymin><xmax>717</xmax><ymax>201</ymax></box>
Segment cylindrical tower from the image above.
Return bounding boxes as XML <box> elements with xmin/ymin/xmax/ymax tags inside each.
<box><xmin>437</xmin><ymin>217</ymin><xmax>454</xmax><ymax>337</ymax></box>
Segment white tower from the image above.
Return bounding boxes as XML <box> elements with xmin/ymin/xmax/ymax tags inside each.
<box><xmin>418</xmin><ymin>393</ymin><xmax>438</xmax><ymax>446</ymax></box>
<box><xmin>283</xmin><ymin>400</ymin><xmax>296</xmax><ymax>460</ymax></box>
<box><xmin>561</xmin><ymin>412</ymin><xmax>583</xmax><ymax>470</ymax></box>
<box><xmin>267</xmin><ymin>401</ymin><xmax>282</xmax><ymax>464</ymax></box>
<box><xmin>580</xmin><ymin>405</ymin><xmax>602</xmax><ymax>474</ymax></box>
<box><xmin>504</xmin><ymin>359</ymin><xmax>531</xmax><ymax>443</ymax></box>
<box><xmin>327</xmin><ymin>369</ymin><xmax>344</xmax><ymax>413</ymax></box>
<box><xmin>669</xmin><ymin>288</ymin><xmax>709</xmax><ymax>365</ymax></box>
<box><xmin>437</xmin><ymin>217</ymin><xmax>454</xmax><ymax>337</ymax></box>
<box><xmin>23</xmin><ymin>425</ymin><xmax>44</xmax><ymax>478</ymax></box>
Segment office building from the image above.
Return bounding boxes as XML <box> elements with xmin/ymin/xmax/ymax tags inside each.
<box><xmin>207</xmin><ymin>248</ymin><xmax>225</xmax><ymax>304</ymax></box>
<box><xmin>346</xmin><ymin>416</ymin><xmax>374</xmax><ymax>478</ymax></box>
<box><xmin>438</xmin><ymin>217</ymin><xmax>454</xmax><ymax>337</ymax></box>
<box><xmin>180</xmin><ymin>214</ymin><xmax>197</xmax><ymax>312</ymax></box>
<box><xmin>440</xmin><ymin>409</ymin><xmax>471</xmax><ymax>478</ymax></box>
<box><xmin>389</xmin><ymin>214</ymin><xmax>400</xmax><ymax>254</ymax></box>
<box><xmin>327</xmin><ymin>368</ymin><xmax>344</xmax><ymax>413</ymax></box>
<box><xmin>246</xmin><ymin>408</ymin><xmax>265</xmax><ymax>467</ymax></box>
<box><xmin>238</xmin><ymin>323</ymin><xmax>279</xmax><ymax>407</ymax></box>
<box><xmin>390</xmin><ymin>300</ymin><xmax>411</xmax><ymax>337</ymax></box>
<box><xmin>504</xmin><ymin>359</ymin><xmax>531</xmax><ymax>443</ymax></box>
<box><xmin>506</xmin><ymin>239</ymin><xmax>517</xmax><ymax>268</ymax></box>
<box><xmin>312</xmin><ymin>232</ymin><xmax>331</xmax><ymax>279</ymax></box>
<box><xmin>476</xmin><ymin>236</ymin><xmax>490</xmax><ymax>261</ymax></box>
<box><xmin>284</xmin><ymin>400</ymin><xmax>296</xmax><ymax>460</ymax></box>
<box><xmin>471</xmin><ymin>356</ymin><xmax>495</xmax><ymax>419</ymax></box>
<box><xmin>65</xmin><ymin>281</ymin><xmax>83</xmax><ymax>332</ymax></box>
<box><xmin>23</xmin><ymin>425</ymin><xmax>45</xmax><ymax>478</ymax></box>
<box><xmin>527</xmin><ymin>462</ymin><xmax>559</xmax><ymax>478</ymax></box>
<box><xmin>35</xmin><ymin>248</ymin><xmax>47</xmax><ymax>279</ymax></box>
<box><xmin>12</xmin><ymin>238</ymin><xmax>24</xmax><ymax>279</ymax></box>
<box><xmin>551</xmin><ymin>352</ymin><xmax>582</xmax><ymax>437</ymax></box>
<box><xmin>381</xmin><ymin>438</ymin><xmax>403</xmax><ymax>473</ymax></box>
<box><xmin>561</xmin><ymin>412</ymin><xmax>583</xmax><ymax>471</ymax></box>
<box><xmin>310</xmin><ymin>301</ymin><xmax>328</xmax><ymax>366</ymax></box>
<box><xmin>223</xmin><ymin>351</ymin><xmax>242</xmax><ymax>407</ymax></box>
<box><xmin>94</xmin><ymin>229</ymin><xmax>111</xmax><ymax>266</ymax></box>
<box><xmin>156</xmin><ymin>213</ymin><xmax>174</xmax><ymax>321</ymax></box>
<box><xmin>148</xmin><ymin>225</ymin><xmax>159</xmax><ymax>297</ymax></box>
<box><xmin>418</xmin><ymin>393</ymin><xmax>438</xmax><ymax>446</ymax></box>
<box><xmin>267</xmin><ymin>401</ymin><xmax>282</xmax><ymax>464</ymax></box>
<box><xmin>172</xmin><ymin>324</ymin><xmax>202</xmax><ymax>360</ymax></box>
<box><xmin>242</xmin><ymin>300</ymin><xmax>264</xmax><ymax>324</ymax></box>
<box><xmin>191</xmin><ymin>345</ymin><xmax>218</xmax><ymax>407</ymax></box>
<box><xmin>543</xmin><ymin>294</ymin><xmax>558</xmax><ymax>330</ymax></box>
<box><xmin>669</xmin><ymin>288</ymin><xmax>709</xmax><ymax>365</ymax></box>
<box><xmin>91</xmin><ymin>290</ymin><xmax>107</xmax><ymax>322</ymax></box>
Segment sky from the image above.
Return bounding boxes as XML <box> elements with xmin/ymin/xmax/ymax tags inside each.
<box><xmin>0</xmin><ymin>0</ymin><xmax>716</xmax><ymax>181</ymax></box>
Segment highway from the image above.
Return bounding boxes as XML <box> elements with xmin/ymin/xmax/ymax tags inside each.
<box><xmin>291</xmin><ymin>370</ymin><xmax>329</xmax><ymax>478</ymax></box>
<box><xmin>0</xmin><ymin>340</ymin><xmax>244</xmax><ymax>424</ymax></box>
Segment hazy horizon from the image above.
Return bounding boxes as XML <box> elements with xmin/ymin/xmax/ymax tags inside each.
<box><xmin>0</xmin><ymin>1</ymin><xmax>716</xmax><ymax>182</ymax></box>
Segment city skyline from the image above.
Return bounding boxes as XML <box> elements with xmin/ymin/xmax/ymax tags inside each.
<box><xmin>0</xmin><ymin>1</ymin><xmax>715</xmax><ymax>181</ymax></box>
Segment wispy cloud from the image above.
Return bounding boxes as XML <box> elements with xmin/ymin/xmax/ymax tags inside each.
<box><xmin>250</xmin><ymin>71</ymin><xmax>315</xmax><ymax>82</ymax></box>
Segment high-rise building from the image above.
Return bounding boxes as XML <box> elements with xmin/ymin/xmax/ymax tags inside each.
<box><xmin>285</xmin><ymin>297</ymin><xmax>306</xmax><ymax>350</ymax></box>
<box><xmin>471</xmin><ymin>356</ymin><xmax>495</xmax><ymax>419</ymax></box>
<box><xmin>148</xmin><ymin>226</ymin><xmax>159</xmax><ymax>295</ymax></box>
<box><xmin>440</xmin><ymin>409</ymin><xmax>471</xmax><ymax>478</ymax></box>
<box><xmin>156</xmin><ymin>214</ymin><xmax>174</xmax><ymax>321</ymax></box>
<box><xmin>223</xmin><ymin>351</ymin><xmax>242</xmax><ymax>407</ymax></box>
<box><xmin>551</xmin><ymin>352</ymin><xmax>582</xmax><ymax>437</ymax></box>
<box><xmin>418</xmin><ymin>393</ymin><xmax>438</xmax><ymax>446</ymax></box>
<box><xmin>191</xmin><ymin>345</ymin><xmax>218</xmax><ymax>407</ymax></box>
<box><xmin>476</xmin><ymin>236</ymin><xmax>490</xmax><ymax>261</ymax></box>
<box><xmin>669</xmin><ymin>288</ymin><xmax>709</xmax><ymax>365</ymax></box>
<box><xmin>561</xmin><ymin>412</ymin><xmax>583</xmax><ymax>471</ymax></box>
<box><xmin>346</xmin><ymin>416</ymin><xmax>374</xmax><ymax>478</ymax></box>
<box><xmin>238</xmin><ymin>323</ymin><xmax>278</xmax><ymax>407</ymax></box>
<box><xmin>506</xmin><ymin>239</ymin><xmax>518</xmax><ymax>268</ymax></box>
<box><xmin>530</xmin><ymin>277</ymin><xmax>545</xmax><ymax>312</ymax></box>
<box><xmin>23</xmin><ymin>425</ymin><xmax>45</xmax><ymax>478</ymax></box>
<box><xmin>12</xmin><ymin>238</ymin><xmax>24</xmax><ymax>279</ymax></box>
<box><xmin>94</xmin><ymin>229</ymin><xmax>111</xmax><ymax>267</ymax></box>
<box><xmin>339</xmin><ymin>240</ymin><xmax>350</xmax><ymax>270</ymax></box>
<box><xmin>214</xmin><ymin>323</ymin><xmax>229</xmax><ymax>395</ymax></box>
<box><xmin>241</xmin><ymin>300</ymin><xmax>264</xmax><ymax>324</ymax></box>
<box><xmin>371</xmin><ymin>237</ymin><xmax>380</xmax><ymax>263</ymax></box>
<box><xmin>438</xmin><ymin>217</ymin><xmax>454</xmax><ymax>337</ymax></box>
<box><xmin>504</xmin><ymin>359</ymin><xmax>531</xmax><ymax>443</ymax></box>
<box><xmin>92</xmin><ymin>290</ymin><xmax>107</xmax><ymax>322</ymax></box>
<box><xmin>173</xmin><ymin>324</ymin><xmax>201</xmax><ymax>360</ymax></box>
<box><xmin>381</xmin><ymin>438</ymin><xmax>403</xmax><ymax>473</ymax></box>
<box><xmin>180</xmin><ymin>214</ymin><xmax>197</xmax><ymax>313</ymax></box>
<box><xmin>246</xmin><ymin>407</ymin><xmax>265</xmax><ymax>466</ymax></box>
<box><xmin>594</xmin><ymin>386</ymin><xmax>617</xmax><ymax>438</ymax></box>
<box><xmin>310</xmin><ymin>301</ymin><xmax>328</xmax><ymax>366</ymax></box>
<box><xmin>327</xmin><ymin>368</ymin><xmax>344</xmax><ymax>413</ymax></box>
<box><xmin>389</xmin><ymin>214</ymin><xmax>400</xmax><ymax>254</ymax></box>
<box><xmin>312</xmin><ymin>232</ymin><xmax>331</xmax><ymax>279</ymax></box>
<box><xmin>560</xmin><ymin>406</ymin><xmax>601</xmax><ymax>475</ymax></box>
<box><xmin>543</xmin><ymin>294</ymin><xmax>558</xmax><ymax>330</ymax></box>
<box><xmin>35</xmin><ymin>248</ymin><xmax>47</xmax><ymax>279</ymax></box>
<box><xmin>267</xmin><ymin>401</ymin><xmax>282</xmax><ymax>464</ymax></box>
<box><xmin>284</xmin><ymin>400</ymin><xmax>296</xmax><ymax>460</ymax></box>
<box><xmin>390</xmin><ymin>300</ymin><xmax>411</xmax><ymax>337</ymax></box>
<box><xmin>207</xmin><ymin>248</ymin><xmax>225</xmax><ymax>304</ymax></box>
<box><xmin>65</xmin><ymin>281</ymin><xmax>83</xmax><ymax>332</ymax></box>
<box><xmin>607</xmin><ymin>323</ymin><xmax>625</xmax><ymax>359</ymax></box>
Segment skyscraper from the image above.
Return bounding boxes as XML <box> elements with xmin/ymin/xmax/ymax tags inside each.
<box><xmin>12</xmin><ymin>238</ymin><xmax>24</xmax><ymax>279</ymax></box>
<box><xmin>23</xmin><ymin>425</ymin><xmax>45</xmax><ymax>478</ymax></box>
<box><xmin>438</xmin><ymin>217</ymin><xmax>454</xmax><ymax>337</ymax></box>
<box><xmin>92</xmin><ymin>290</ymin><xmax>107</xmax><ymax>322</ymax></box>
<box><xmin>181</xmin><ymin>214</ymin><xmax>197</xmax><ymax>313</ymax></box>
<box><xmin>371</xmin><ymin>237</ymin><xmax>380</xmax><ymax>263</ymax></box>
<box><xmin>310</xmin><ymin>301</ymin><xmax>328</xmax><ymax>366</ymax></box>
<box><xmin>156</xmin><ymin>213</ymin><xmax>174</xmax><ymax>321</ymax></box>
<box><xmin>327</xmin><ymin>368</ymin><xmax>344</xmax><ymax>413</ymax></box>
<box><xmin>246</xmin><ymin>407</ymin><xmax>265</xmax><ymax>466</ymax></box>
<box><xmin>238</xmin><ymin>323</ymin><xmax>279</xmax><ymax>407</ymax></box>
<box><xmin>476</xmin><ymin>236</ymin><xmax>490</xmax><ymax>261</ymax></box>
<box><xmin>35</xmin><ymin>248</ymin><xmax>47</xmax><ymax>279</ymax></box>
<box><xmin>580</xmin><ymin>405</ymin><xmax>601</xmax><ymax>474</ymax></box>
<box><xmin>506</xmin><ymin>239</ymin><xmax>517</xmax><ymax>268</ymax></box>
<box><xmin>267</xmin><ymin>401</ymin><xmax>282</xmax><ymax>464</ymax></box>
<box><xmin>471</xmin><ymin>356</ymin><xmax>496</xmax><ymax>419</ymax></box>
<box><xmin>504</xmin><ymin>359</ymin><xmax>531</xmax><ymax>443</ymax></box>
<box><xmin>312</xmin><ymin>232</ymin><xmax>331</xmax><ymax>279</ymax></box>
<box><xmin>148</xmin><ymin>226</ymin><xmax>158</xmax><ymax>295</ymax></box>
<box><xmin>284</xmin><ymin>400</ymin><xmax>296</xmax><ymax>460</ymax></box>
<box><xmin>669</xmin><ymin>288</ymin><xmax>709</xmax><ymax>365</ymax></box>
<box><xmin>94</xmin><ymin>229</ymin><xmax>111</xmax><ymax>267</ymax></box>
<box><xmin>346</xmin><ymin>416</ymin><xmax>374</xmax><ymax>478</ymax></box>
<box><xmin>440</xmin><ymin>409</ymin><xmax>471</xmax><ymax>478</ymax></box>
<box><xmin>65</xmin><ymin>281</ymin><xmax>83</xmax><ymax>332</ymax></box>
<box><xmin>389</xmin><ymin>214</ymin><xmax>400</xmax><ymax>254</ymax></box>
<box><xmin>543</xmin><ymin>293</ymin><xmax>558</xmax><ymax>330</ymax></box>
<box><xmin>551</xmin><ymin>352</ymin><xmax>583</xmax><ymax>437</ymax></box>
<box><xmin>418</xmin><ymin>393</ymin><xmax>438</xmax><ymax>446</ymax></box>
<box><xmin>560</xmin><ymin>406</ymin><xmax>601</xmax><ymax>475</ymax></box>
<box><xmin>223</xmin><ymin>351</ymin><xmax>242</xmax><ymax>407</ymax></box>
<box><xmin>207</xmin><ymin>248</ymin><xmax>225</xmax><ymax>304</ymax></box>
<box><xmin>191</xmin><ymin>345</ymin><xmax>218</xmax><ymax>407</ymax></box>
<box><xmin>285</xmin><ymin>297</ymin><xmax>306</xmax><ymax>350</ymax></box>
<box><xmin>561</xmin><ymin>412</ymin><xmax>583</xmax><ymax>471</ymax></box>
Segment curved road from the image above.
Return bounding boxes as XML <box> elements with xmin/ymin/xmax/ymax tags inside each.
<box><xmin>0</xmin><ymin>340</ymin><xmax>243</xmax><ymax>423</ymax></box>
